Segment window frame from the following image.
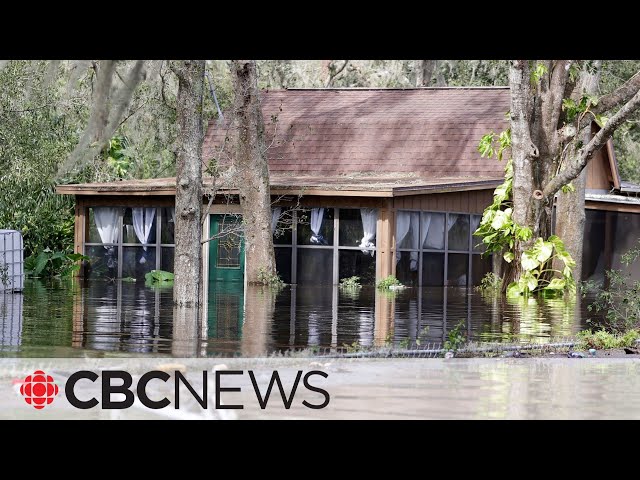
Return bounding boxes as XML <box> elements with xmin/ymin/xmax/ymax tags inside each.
<box><xmin>395</xmin><ymin>209</ymin><xmax>487</xmax><ymax>287</ymax></box>
<box><xmin>84</xmin><ymin>206</ymin><xmax>175</xmax><ymax>278</ymax></box>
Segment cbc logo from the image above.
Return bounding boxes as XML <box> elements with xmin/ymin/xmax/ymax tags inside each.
<box><xmin>19</xmin><ymin>370</ymin><xmax>59</xmax><ymax>410</ymax></box>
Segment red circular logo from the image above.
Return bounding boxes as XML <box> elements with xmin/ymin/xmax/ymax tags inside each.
<box><xmin>19</xmin><ymin>370</ymin><xmax>59</xmax><ymax>410</ymax></box>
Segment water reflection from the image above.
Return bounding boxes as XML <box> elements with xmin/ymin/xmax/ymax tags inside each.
<box><xmin>0</xmin><ymin>279</ymin><xmax>603</xmax><ymax>357</ymax></box>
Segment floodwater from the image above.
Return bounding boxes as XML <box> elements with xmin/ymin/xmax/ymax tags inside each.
<box><xmin>0</xmin><ymin>279</ymin><xmax>604</xmax><ymax>357</ymax></box>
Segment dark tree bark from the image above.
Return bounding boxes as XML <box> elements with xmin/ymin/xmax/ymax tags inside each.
<box><xmin>171</xmin><ymin>60</ymin><xmax>205</xmax><ymax>307</ymax></box>
<box><xmin>506</xmin><ymin>60</ymin><xmax>640</xmax><ymax>289</ymax></box>
<box><xmin>231</xmin><ymin>60</ymin><xmax>277</xmax><ymax>285</ymax></box>
<box><xmin>415</xmin><ymin>60</ymin><xmax>437</xmax><ymax>87</ymax></box>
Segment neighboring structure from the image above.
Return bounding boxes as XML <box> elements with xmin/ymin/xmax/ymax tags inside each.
<box><xmin>56</xmin><ymin>87</ymin><xmax>640</xmax><ymax>288</ymax></box>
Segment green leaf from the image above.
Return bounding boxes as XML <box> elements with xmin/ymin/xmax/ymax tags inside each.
<box><xmin>491</xmin><ymin>210</ymin><xmax>509</xmax><ymax>230</ymax></box>
<box><xmin>535</xmin><ymin>240</ymin><xmax>554</xmax><ymax>263</ymax></box>
<box><xmin>545</xmin><ymin>278</ymin><xmax>566</xmax><ymax>290</ymax></box>
<box><xmin>67</xmin><ymin>253</ymin><xmax>88</xmax><ymax>262</ymax></box>
<box><xmin>506</xmin><ymin>281</ymin><xmax>523</xmax><ymax>297</ymax></box>
<box><xmin>503</xmin><ymin>251</ymin><xmax>515</xmax><ymax>263</ymax></box>
<box><xmin>33</xmin><ymin>251</ymin><xmax>50</xmax><ymax>276</ymax></box>
<box><xmin>561</xmin><ymin>183</ymin><xmax>575</xmax><ymax>194</ymax></box>
<box><xmin>521</xmin><ymin>251</ymin><xmax>539</xmax><ymax>271</ymax></box>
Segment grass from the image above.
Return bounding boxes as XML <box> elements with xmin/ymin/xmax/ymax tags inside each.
<box><xmin>339</xmin><ymin>276</ymin><xmax>362</xmax><ymax>288</ymax></box>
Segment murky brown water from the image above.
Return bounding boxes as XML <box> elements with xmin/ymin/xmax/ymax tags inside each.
<box><xmin>0</xmin><ymin>279</ymin><xmax>603</xmax><ymax>357</ymax></box>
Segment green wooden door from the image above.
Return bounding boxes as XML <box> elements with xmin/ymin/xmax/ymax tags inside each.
<box><xmin>208</xmin><ymin>214</ymin><xmax>245</xmax><ymax>284</ymax></box>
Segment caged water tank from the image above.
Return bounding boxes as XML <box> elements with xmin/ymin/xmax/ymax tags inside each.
<box><xmin>0</xmin><ymin>230</ymin><xmax>24</xmax><ymax>292</ymax></box>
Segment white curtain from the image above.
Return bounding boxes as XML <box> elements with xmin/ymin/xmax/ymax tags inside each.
<box><xmin>93</xmin><ymin>207</ymin><xmax>120</xmax><ymax>248</ymax></box>
<box><xmin>395</xmin><ymin>211</ymin><xmax>411</xmax><ymax>264</ymax></box>
<box><xmin>170</xmin><ymin>207</ymin><xmax>175</xmax><ymax>225</ymax></box>
<box><xmin>359</xmin><ymin>208</ymin><xmax>377</xmax><ymax>256</ymax></box>
<box><xmin>409</xmin><ymin>213</ymin><xmax>420</xmax><ymax>271</ymax></box>
<box><xmin>310</xmin><ymin>208</ymin><xmax>325</xmax><ymax>244</ymax></box>
<box><xmin>132</xmin><ymin>207</ymin><xmax>156</xmax><ymax>264</ymax></box>
<box><xmin>271</xmin><ymin>207</ymin><xmax>282</xmax><ymax>235</ymax></box>
<box><xmin>424</xmin><ymin>213</ymin><xmax>445</xmax><ymax>249</ymax></box>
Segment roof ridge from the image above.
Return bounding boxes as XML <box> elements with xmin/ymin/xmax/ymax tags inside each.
<box><xmin>280</xmin><ymin>86</ymin><xmax>509</xmax><ymax>91</ymax></box>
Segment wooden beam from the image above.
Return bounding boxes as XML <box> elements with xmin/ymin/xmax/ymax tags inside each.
<box><xmin>586</xmin><ymin>200</ymin><xmax>640</xmax><ymax>214</ymax></box>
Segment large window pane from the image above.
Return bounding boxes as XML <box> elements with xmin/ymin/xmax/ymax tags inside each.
<box><xmin>297</xmin><ymin>208</ymin><xmax>334</xmax><ymax>245</ymax></box>
<box><xmin>422</xmin><ymin>212</ymin><xmax>445</xmax><ymax>250</ymax></box>
<box><xmin>161</xmin><ymin>247</ymin><xmax>175</xmax><ymax>273</ymax></box>
<box><xmin>122</xmin><ymin>246</ymin><xmax>156</xmax><ymax>279</ymax></box>
<box><xmin>85</xmin><ymin>245</ymin><xmax>118</xmax><ymax>279</ymax></box>
<box><xmin>396</xmin><ymin>251</ymin><xmax>419</xmax><ymax>286</ymax></box>
<box><xmin>160</xmin><ymin>207</ymin><xmax>175</xmax><ymax>244</ymax></box>
<box><xmin>447</xmin><ymin>253</ymin><xmax>469</xmax><ymax>286</ymax></box>
<box><xmin>471</xmin><ymin>254</ymin><xmax>492</xmax><ymax>285</ymax></box>
<box><xmin>339</xmin><ymin>250</ymin><xmax>376</xmax><ymax>285</ymax></box>
<box><xmin>275</xmin><ymin>247</ymin><xmax>292</xmax><ymax>284</ymax></box>
<box><xmin>273</xmin><ymin>207</ymin><xmax>292</xmax><ymax>245</ymax></box>
<box><xmin>447</xmin><ymin>214</ymin><xmax>470</xmax><ymax>251</ymax></box>
<box><xmin>88</xmin><ymin>207</ymin><xmax>121</xmax><ymax>244</ymax></box>
<box><xmin>123</xmin><ymin>208</ymin><xmax>157</xmax><ymax>245</ymax></box>
<box><xmin>296</xmin><ymin>249</ymin><xmax>333</xmax><ymax>285</ymax></box>
<box><xmin>470</xmin><ymin>215</ymin><xmax>485</xmax><ymax>252</ymax></box>
<box><xmin>339</xmin><ymin>208</ymin><xmax>377</xmax><ymax>248</ymax></box>
<box><xmin>396</xmin><ymin>211</ymin><xmax>420</xmax><ymax>249</ymax></box>
<box><xmin>422</xmin><ymin>252</ymin><xmax>445</xmax><ymax>286</ymax></box>
<box><xmin>582</xmin><ymin>210</ymin><xmax>606</xmax><ymax>283</ymax></box>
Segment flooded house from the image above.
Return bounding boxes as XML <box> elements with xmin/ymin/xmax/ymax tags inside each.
<box><xmin>56</xmin><ymin>87</ymin><xmax>640</xmax><ymax>290</ymax></box>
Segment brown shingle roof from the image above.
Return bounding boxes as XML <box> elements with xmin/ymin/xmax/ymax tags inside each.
<box><xmin>202</xmin><ymin>87</ymin><xmax>511</xmax><ymax>177</ymax></box>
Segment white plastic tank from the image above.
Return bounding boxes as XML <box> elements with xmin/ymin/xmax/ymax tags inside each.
<box><xmin>0</xmin><ymin>230</ymin><xmax>24</xmax><ymax>292</ymax></box>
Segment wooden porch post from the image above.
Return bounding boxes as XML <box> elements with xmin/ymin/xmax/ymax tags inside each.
<box><xmin>376</xmin><ymin>198</ymin><xmax>395</xmax><ymax>282</ymax></box>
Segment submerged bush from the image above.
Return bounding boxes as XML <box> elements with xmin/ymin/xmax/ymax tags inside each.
<box><xmin>24</xmin><ymin>249</ymin><xmax>88</xmax><ymax>278</ymax></box>
<box><xmin>586</xmin><ymin>240</ymin><xmax>640</xmax><ymax>332</ymax></box>
<box><xmin>339</xmin><ymin>276</ymin><xmax>361</xmax><ymax>288</ymax></box>
<box><xmin>577</xmin><ymin>329</ymin><xmax>640</xmax><ymax>350</ymax></box>
<box><xmin>376</xmin><ymin>275</ymin><xmax>402</xmax><ymax>290</ymax></box>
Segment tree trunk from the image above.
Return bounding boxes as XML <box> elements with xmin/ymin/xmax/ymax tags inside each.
<box><xmin>231</xmin><ymin>60</ymin><xmax>277</xmax><ymax>285</ymax></box>
<box><xmin>506</xmin><ymin>61</ymin><xmax>553</xmax><ymax>289</ymax></box>
<box><xmin>171</xmin><ymin>60</ymin><xmax>205</xmax><ymax>307</ymax></box>
<box><xmin>554</xmin><ymin>63</ymin><xmax>601</xmax><ymax>282</ymax></box>
<box><xmin>415</xmin><ymin>60</ymin><xmax>437</xmax><ymax>87</ymax></box>
<box><xmin>554</xmin><ymin>168</ymin><xmax>586</xmax><ymax>281</ymax></box>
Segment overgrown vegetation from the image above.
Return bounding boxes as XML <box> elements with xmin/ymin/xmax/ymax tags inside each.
<box><xmin>24</xmin><ymin>249</ymin><xmax>87</xmax><ymax>278</ymax></box>
<box><xmin>584</xmin><ymin>240</ymin><xmax>640</xmax><ymax>333</ymax></box>
<box><xmin>474</xmin><ymin>129</ymin><xmax>576</xmax><ymax>298</ymax></box>
<box><xmin>145</xmin><ymin>269</ymin><xmax>174</xmax><ymax>287</ymax></box>
<box><xmin>339</xmin><ymin>276</ymin><xmax>362</xmax><ymax>288</ymax></box>
<box><xmin>443</xmin><ymin>321</ymin><xmax>466</xmax><ymax>352</ymax></box>
<box><xmin>376</xmin><ymin>275</ymin><xmax>402</xmax><ymax>290</ymax></box>
<box><xmin>257</xmin><ymin>267</ymin><xmax>286</xmax><ymax>289</ymax></box>
<box><xmin>0</xmin><ymin>260</ymin><xmax>9</xmax><ymax>287</ymax></box>
<box><xmin>475</xmin><ymin>272</ymin><xmax>503</xmax><ymax>294</ymax></box>
<box><xmin>577</xmin><ymin>329</ymin><xmax>640</xmax><ymax>350</ymax></box>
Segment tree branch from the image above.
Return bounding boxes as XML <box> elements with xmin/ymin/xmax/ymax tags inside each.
<box><xmin>544</xmin><ymin>88</ymin><xmax>640</xmax><ymax>196</ymax></box>
<box><xmin>594</xmin><ymin>69</ymin><xmax>640</xmax><ymax>114</ymax></box>
<box><xmin>325</xmin><ymin>60</ymin><xmax>349</xmax><ymax>87</ymax></box>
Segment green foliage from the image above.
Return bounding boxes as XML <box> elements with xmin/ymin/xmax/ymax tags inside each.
<box><xmin>339</xmin><ymin>276</ymin><xmax>362</xmax><ymax>288</ymax></box>
<box><xmin>24</xmin><ymin>248</ymin><xmax>88</xmax><ymax>278</ymax></box>
<box><xmin>144</xmin><ymin>269</ymin><xmax>174</xmax><ymax>287</ymax></box>
<box><xmin>586</xmin><ymin>241</ymin><xmax>640</xmax><ymax>332</ymax></box>
<box><xmin>443</xmin><ymin>321</ymin><xmax>466</xmax><ymax>352</ymax></box>
<box><xmin>0</xmin><ymin>261</ymin><xmax>9</xmax><ymax>287</ymax></box>
<box><xmin>530</xmin><ymin>63</ymin><xmax>548</xmax><ymax>84</ymax></box>
<box><xmin>506</xmin><ymin>236</ymin><xmax>576</xmax><ymax>298</ymax></box>
<box><xmin>106</xmin><ymin>135</ymin><xmax>134</xmax><ymax>179</ymax></box>
<box><xmin>475</xmin><ymin>128</ymin><xmax>576</xmax><ymax>298</ymax></box>
<box><xmin>475</xmin><ymin>272</ymin><xmax>503</xmax><ymax>294</ymax></box>
<box><xmin>376</xmin><ymin>275</ymin><xmax>402</xmax><ymax>290</ymax></box>
<box><xmin>562</xmin><ymin>94</ymin><xmax>598</xmax><ymax>123</ymax></box>
<box><xmin>257</xmin><ymin>267</ymin><xmax>286</xmax><ymax>289</ymax></box>
<box><xmin>576</xmin><ymin>328</ymin><xmax>640</xmax><ymax>350</ymax></box>
<box><xmin>561</xmin><ymin>183</ymin><xmax>576</xmax><ymax>194</ymax></box>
